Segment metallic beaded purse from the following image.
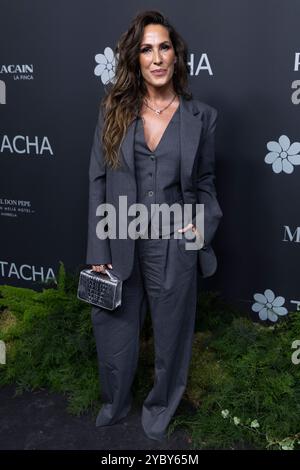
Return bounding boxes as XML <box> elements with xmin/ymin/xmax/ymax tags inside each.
<box><xmin>77</xmin><ymin>268</ymin><xmax>122</xmax><ymax>311</ymax></box>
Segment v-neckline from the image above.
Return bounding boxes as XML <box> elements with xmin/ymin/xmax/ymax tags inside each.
<box><xmin>140</xmin><ymin>103</ymin><xmax>180</xmax><ymax>154</ymax></box>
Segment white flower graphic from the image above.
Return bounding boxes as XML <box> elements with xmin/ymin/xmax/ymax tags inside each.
<box><xmin>252</xmin><ymin>289</ymin><xmax>288</xmax><ymax>322</ymax></box>
<box><xmin>94</xmin><ymin>47</ymin><xmax>116</xmax><ymax>84</ymax></box>
<box><xmin>265</xmin><ymin>135</ymin><xmax>300</xmax><ymax>174</ymax></box>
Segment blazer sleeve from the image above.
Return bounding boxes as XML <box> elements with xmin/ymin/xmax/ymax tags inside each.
<box><xmin>85</xmin><ymin>106</ymin><xmax>112</xmax><ymax>265</ymax></box>
<box><xmin>193</xmin><ymin>106</ymin><xmax>223</xmax><ymax>248</ymax></box>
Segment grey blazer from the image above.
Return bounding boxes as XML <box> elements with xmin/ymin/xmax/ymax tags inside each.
<box><xmin>86</xmin><ymin>94</ymin><xmax>223</xmax><ymax>280</ymax></box>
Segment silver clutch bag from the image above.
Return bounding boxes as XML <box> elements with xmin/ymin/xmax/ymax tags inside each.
<box><xmin>77</xmin><ymin>268</ymin><xmax>122</xmax><ymax>310</ymax></box>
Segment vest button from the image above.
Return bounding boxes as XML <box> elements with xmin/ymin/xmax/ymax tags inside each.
<box><xmin>148</xmin><ymin>190</ymin><xmax>154</xmax><ymax>197</ymax></box>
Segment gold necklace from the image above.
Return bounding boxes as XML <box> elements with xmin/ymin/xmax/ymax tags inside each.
<box><xmin>143</xmin><ymin>93</ymin><xmax>177</xmax><ymax>115</ymax></box>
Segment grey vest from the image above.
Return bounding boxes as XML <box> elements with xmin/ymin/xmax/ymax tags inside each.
<box><xmin>134</xmin><ymin>105</ymin><xmax>183</xmax><ymax>237</ymax></box>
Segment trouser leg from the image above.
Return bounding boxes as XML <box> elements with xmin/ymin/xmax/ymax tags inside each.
<box><xmin>138</xmin><ymin>236</ymin><xmax>198</xmax><ymax>441</ymax></box>
<box><xmin>91</xmin><ymin>243</ymin><xmax>147</xmax><ymax>426</ymax></box>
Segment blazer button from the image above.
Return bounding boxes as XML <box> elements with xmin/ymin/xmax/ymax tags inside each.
<box><xmin>148</xmin><ymin>190</ymin><xmax>154</xmax><ymax>196</ymax></box>
<box><xmin>150</xmin><ymin>155</ymin><xmax>155</xmax><ymax>160</ymax></box>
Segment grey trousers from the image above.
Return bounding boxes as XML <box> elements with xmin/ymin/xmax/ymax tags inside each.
<box><xmin>91</xmin><ymin>234</ymin><xmax>198</xmax><ymax>441</ymax></box>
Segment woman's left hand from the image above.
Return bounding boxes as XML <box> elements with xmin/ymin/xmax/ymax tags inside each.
<box><xmin>177</xmin><ymin>224</ymin><xmax>204</xmax><ymax>243</ymax></box>
<box><xmin>177</xmin><ymin>223</ymin><xmax>197</xmax><ymax>235</ymax></box>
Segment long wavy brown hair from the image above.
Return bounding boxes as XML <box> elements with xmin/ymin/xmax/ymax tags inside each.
<box><xmin>100</xmin><ymin>9</ymin><xmax>193</xmax><ymax>169</ymax></box>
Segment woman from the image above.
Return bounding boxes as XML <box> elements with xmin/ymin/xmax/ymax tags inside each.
<box><xmin>86</xmin><ymin>10</ymin><xmax>222</xmax><ymax>441</ymax></box>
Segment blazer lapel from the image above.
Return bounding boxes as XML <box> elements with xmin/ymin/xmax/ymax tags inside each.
<box><xmin>179</xmin><ymin>94</ymin><xmax>204</xmax><ymax>196</ymax></box>
<box><xmin>120</xmin><ymin>116</ymin><xmax>137</xmax><ymax>175</ymax></box>
<box><xmin>120</xmin><ymin>95</ymin><xmax>204</xmax><ymax>192</ymax></box>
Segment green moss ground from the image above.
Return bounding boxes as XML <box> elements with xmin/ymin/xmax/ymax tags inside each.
<box><xmin>0</xmin><ymin>262</ymin><xmax>299</xmax><ymax>449</ymax></box>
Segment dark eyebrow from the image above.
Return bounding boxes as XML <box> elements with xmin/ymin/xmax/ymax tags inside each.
<box><xmin>140</xmin><ymin>41</ymin><xmax>171</xmax><ymax>47</ymax></box>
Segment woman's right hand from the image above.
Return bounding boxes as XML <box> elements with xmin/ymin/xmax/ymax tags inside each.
<box><xmin>91</xmin><ymin>263</ymin><xmax>113</xmax><ymax>273</ymax></box>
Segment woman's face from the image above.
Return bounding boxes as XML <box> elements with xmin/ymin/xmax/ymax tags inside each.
<box><xmin>138</xmin><ymin>24</ymin><xmax>177</xmax><ymax>91</ymax></box>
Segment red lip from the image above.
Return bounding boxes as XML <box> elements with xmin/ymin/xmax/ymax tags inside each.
<box><xmin>151</xmin><ymin>69</ymin><xmax>166</xmax><ymax>73</ymax></box>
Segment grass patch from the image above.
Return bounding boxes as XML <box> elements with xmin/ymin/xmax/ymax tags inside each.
<box><xmin>0</xmin><ymin>263</ymin><xmax>299</xmax><ymax>449</ymax></box>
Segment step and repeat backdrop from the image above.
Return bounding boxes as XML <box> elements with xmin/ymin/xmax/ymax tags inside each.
<box><xmin>1</xmin><ymin>0</ymin><xmax>299</xmax><ymax>322</ymax></box>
